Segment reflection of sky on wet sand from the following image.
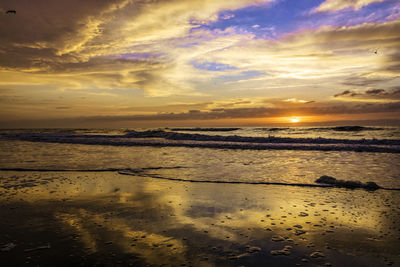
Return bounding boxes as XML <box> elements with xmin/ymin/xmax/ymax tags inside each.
<box><xmin>56</xmin><ymin>210</ymin><xmax>187</xmax><ymax>265</ymax></box>
<box><xmin>1</xmin><ymin>171</ymin><xmax>399</xmax><ymax>266</ymax></box>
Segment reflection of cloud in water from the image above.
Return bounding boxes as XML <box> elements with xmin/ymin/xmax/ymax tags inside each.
<box><xmin>55</xmin><ymin>203</ymin><xmax>186</xmax><ymax>265</ymax></box>
<box><xmin>55</xmin><ymin>211</ymin><xmax>99</xmax><ymax>254</ymax></box>
<box><xmin>1</xmin><ymin>171</ymin><xmax>399</xmax><ymax>265</ymax></box>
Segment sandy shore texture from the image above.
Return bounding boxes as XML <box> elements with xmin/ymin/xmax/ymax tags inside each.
<box><xmin>1</xmin><ymin>171</ymin><xmax>399</xmax><ymax>266</ymax></box>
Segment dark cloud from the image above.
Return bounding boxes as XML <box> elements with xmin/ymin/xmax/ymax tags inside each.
<box><xmin>380</xmin><ymin>50</ymin><xmax>400</xmax><ymax>75</ymax></box>
<box><xmin>334</xmin><ymin>90</ymin><xmax>361</xmax><ymax>97</ymax></box>
<box><xmin>342</xmin><ymin>77</ymin><xmax>391</xmax><ymax>87</ymax></box>
<box><xmin>383</xmin><ymin>63</ymin><xmax>400</xmax><ymax>73</ymax></box>
<box><xmin>73</xmin><ymin>102</ymin><xmax>400</xmax><ymax>122</ymax></box>
<box><xmin>365</xmin><ymin>89</ymin><xmax>386</xmax><ymax>95</ymax></box>
<box><xmin>334</xmin><ymin>88</ymin><xmax>400</xmax><ymax>99</ymax></box>
<box><xmin>0</xmin><ymin>0</ymin><xmax>179</xmax><ymax>79</ymax></box>
<box><xmin>300</xmin><ymin>102</ymin><xmax>400</xmax><ymax>115</ymax></box>
<box><xmin>1</xmin><ymin>101</ymin><xmax>400</xmax><ymax>128</ymax></box>
<box><xmin>0</xmin><ymin>0</ymin><xmax>123</xmax><ymax>68</ymax></box>
<box><xmin>76</xmin><ymin>107</ymin><xmax>278</xmax><ymax>121</ymax></box>
<box><xmin>118</xmin><ymin>102</ymin><xmax>213</xmax><ymax>112</ymax></box>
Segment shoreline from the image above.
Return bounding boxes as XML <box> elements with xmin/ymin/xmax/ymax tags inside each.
<box><xmin>2</xmin><ymin>168</ymin><xmax>399</xmax><ymax>191</ymax></box>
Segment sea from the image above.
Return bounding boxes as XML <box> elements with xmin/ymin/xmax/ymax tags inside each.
<box><xmin>1</xmin><ymin>126</ymin><xmax>400</xmax><ymax>189</ymax></box>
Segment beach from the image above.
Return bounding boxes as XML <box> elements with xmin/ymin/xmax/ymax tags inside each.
<box><xmin>2</xmin><ymin>0</ymin><xmax>400</xmax><ymax>265</ymax></box>
<box><xmin>1</xmin><ymin>127</ymin><xmax>400</xmax><ymax>266</ymax></box>
<box><xmin>1</xmin><ymin>170</ymin><xmax>399</xmax><ymax>266</ymax></box>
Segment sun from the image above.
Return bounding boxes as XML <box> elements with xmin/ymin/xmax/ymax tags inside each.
<box><xmin>290</xmin><ymin>117</ymin><xmax>300</xmax><ymax>123</ymax></box>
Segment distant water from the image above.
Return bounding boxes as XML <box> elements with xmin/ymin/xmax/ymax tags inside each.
<box><xmin>168</xmin><ymin>126</ymin><xmax>400</xmax><ymax>140</ymax></box>
<box><xmin>1</xmin><ymin>126</ymin><xmax>400</xmax><ymax>189</ymax></box>
<box><xmin>2</xmin><ymin>125</ymin><xmax>399</xmax><ymax>139</ymax></box>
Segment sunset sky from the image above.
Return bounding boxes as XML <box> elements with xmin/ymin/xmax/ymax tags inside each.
<box><xmin>1</xmin><ymin>0</ymin><xmax>400</xmax><ymax>127</ymax></box>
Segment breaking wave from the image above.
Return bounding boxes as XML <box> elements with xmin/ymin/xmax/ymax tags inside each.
<box><xmin>309</xmin><ymin>126</ymin><xmax>385</xmax><ymax>132</ymax></box>
<box><xmin>1</xmin><ymin>130</ymin><xmax>400</xmax><ymax>153</ymax></box>
<box><xmin>169</xmin><ymin>128</ymin><xmax>240</xmax><ymax>132</ymax></box>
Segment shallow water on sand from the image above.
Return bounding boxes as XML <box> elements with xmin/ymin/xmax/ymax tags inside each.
<box><xmin>0</xmin><ymin>171</ymin><xmax>399</xmax><ymax>266</ymax></box>
<box><xmin>1</xmin><ymin>139</ymin><xmax>399</xmax><ymax>188</ymax></box>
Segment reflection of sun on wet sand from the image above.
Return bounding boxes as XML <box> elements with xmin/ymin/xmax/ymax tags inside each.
<box><xmin>1</xmin><ymin>171</ymin><xmax>399</xmax><ymax>266</ymax></box>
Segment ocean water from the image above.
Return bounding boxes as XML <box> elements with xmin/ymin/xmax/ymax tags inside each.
<box><xmin>0</xmin><ymin>126</ymin><xmax>400</xmax><ymax>188</ymax></box>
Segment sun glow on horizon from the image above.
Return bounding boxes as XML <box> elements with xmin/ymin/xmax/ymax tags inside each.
<box><xmin>290</xmin><ymin>117</ymin><xmax>300</xmax><ymax>123</ymax></box>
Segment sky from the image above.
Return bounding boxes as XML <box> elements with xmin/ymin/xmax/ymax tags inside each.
<box><xmin>1</xmin><ymin>0</ymin><xmax>400</xmax><ymax>128</ymax></box>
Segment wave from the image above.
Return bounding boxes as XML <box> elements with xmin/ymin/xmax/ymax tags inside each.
<box><xmin>1</xmin><ymin>167</ymin><xmax>398</xmax><ymax>191</ymax></box>
<box><xmin>123</xmin><ymin>130</ymin><xmax>400</xmax><ymax>145</ymax></box>
<box><xmin>309</xmin><ymin>126</ymin><xmax>385</xmax><ymax>132</ymax></box>
<box><xmin>250</xmin><ymin>126</ymin><xmax>386</xmax><ymax>132</ymax></box>
<box><xmin>169</xmin><ymin>128</ymin><xmax>240</xmax><ymax>132</ymax></box>
<box><xmin>2</xmin><ymin>130</ymin><xmax>400</xmax><ymax>153</ymax></box>
<box><xmin>254</xmin><ymin>128</ymin><xmax>290</xmax><ymax>132</ymax></box>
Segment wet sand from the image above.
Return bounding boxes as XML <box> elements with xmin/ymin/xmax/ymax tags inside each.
<box><xmin>1</xmin><ymin>171</ymin><xmax>399</xmax><ymax>266</ymax></box>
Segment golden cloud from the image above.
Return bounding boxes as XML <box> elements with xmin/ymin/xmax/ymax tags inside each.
<box><xmin>316</xmin><ymin>0</ymin><xmax>385</xmax><ymax>12</ymax></box>
<box><xmin>1</xmin><ymin>0</ymin><xmax>400</xmax><ymax>125</ymax></box>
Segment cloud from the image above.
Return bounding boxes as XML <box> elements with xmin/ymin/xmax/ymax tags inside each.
<box><xmin>1</xmin><ymin>0</ymin><xmax>400</xmax><ymax>125</ymax></box>
<box><xmin>342</xmin><ymin>77</ymin><xmax>393</xmax><ymax>87</ymax></box>
<box><xmin>0</xmin><ymin>0</ymin><xmax>271</xmax><ymax>96</ymax></box>
<box><xmin>365</xmin><ymin>89</ymin><xmax>387</xmax><ymax>95</ymax></box>
<box><xmin>283</xmin><ymin>98</ymin><xmax>315</xmax><ymax>104</ymax></box>
<box><xmin>316</xmin><ymin>0</ymin><xmax>385</xmax><ymax>12</ymax></box>
<box><xmin>216</xmin><ymin>100</ymin><xmax>253</xmax><ymax>108</ymax></box>
<box><xmin>334</xmin><ymin>87</ymin><xmax>400</xmax><ymax>99</ymax></box>
<box><xmin>2</xmin><ymin>3</ymin><xmax>400</xmax><ymax>88</ymax></box>
<box><xmin>221</xmin><ymin>14</ymin><xmax>235</xmax><ymax>20</ymax></box>
<box><xmin>0</xmin><ymin>0</ymin><xmax>271</xmax><ymax>64</ymax></box>
<box><xmin>191</xmin><ymin>61</ymin><xmax>238</xmax><ymax>71</ymax></box>
<box><xmin>1</xmin><ymin>97</ymin><xmax>399</xmax><ymax>127</ymax></box>
<box><xmin>46</xmin><ymin>101</ymin><xmax>400</xmax><ymax>122</ymax></box>
<box><xmin>178</xmin><ymin>19</ymin><xmax>400</xmax><ymax>105</ymax></box>
<box><xmin>0</xmin><ymin>0</ymin><xmax>130</xmax><ymax>58</ymax></box>
<box><xmin>119</xmin><ymin>102</ymin><xmax>213</xmax><ymax>113</ymax></box>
